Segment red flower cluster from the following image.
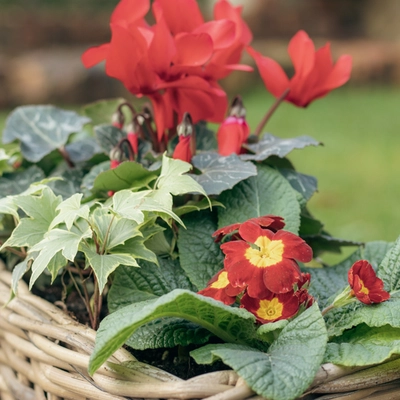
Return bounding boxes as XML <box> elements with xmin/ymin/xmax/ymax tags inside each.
<box><xmin>247</xmin><ymin>30</ymin><xmax>352</xmax><ymax>107</ymax></box>
<box><xmin>199</xmin><ymin>216</ymin><xmax>314</xmax><ymax>324</ymax></box>
<box><xmin>348</xmin><ymin>260</ymin><xmax>390</xmax><ymax>305</ymax></box>
<box><xmin>82</xmin><ymin>0</ymin><xmax>252</xmax><ymax>141</ymax></box>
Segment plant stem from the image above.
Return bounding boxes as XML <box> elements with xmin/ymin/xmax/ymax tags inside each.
<box><xmin>58</xmin><ymin>146</ymin><xmax>75</xmax><ymax>168</ymax></box>
<box><xmin>321</xmin><ymin>304</ymin><xmax>335</xmax><ymax>316</ymax></box>
<box><xmin>254</xmin><ymin>88</ymin><xmax>290</xmax><ymax>137</ymax></box>
<box><xmin>92</xmin><ymin>274</ymin><xmax>102</xmax><ymax>330</ymax></box>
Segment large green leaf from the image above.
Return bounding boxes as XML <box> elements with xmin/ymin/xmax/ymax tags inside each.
<box><xmin>29</xmin><ymin>227</ymin><xmax>91</xmax><ymax>288</ymax></box>
<box><xmin>80</xmin><ymin>161</ymin><xmax>110</xmax><ymax>194</ymax></box>
<box><xmin>110</xmin><ymin>236</ymin><xmax>158</xmax><ymax>266</ymax></box>
<box><xmin>177</xmin><ymin>210</ymin><xmax>224</xmax><ymax>290</ymax></box>
<box><xmin>108</xmin><ymin>258</ymin><xmax>195</xmax><ymax>311</ymax></box>
<box><xmin>189</xmin><ymin>153</ymin><xmax>257</xmax><ymax>195</ymax></box>
<box><xmin>0</xmin><ymin>166</ymin><xmax>45</xmax><ymax>198</ymax></box>
<box><xmin>48</xmin><ymin>169</ymin><xmax>85</xmax><ymax>199</ymax></box>
<box><xmin>88</xmin><ymin>289</ymin><xmax>259</xmax><ymax>375</ymax></box>
<box><xmin>377</xmin><ymin>236</ymin><xmax>400</xmax><ymax>292</ymax></box>
<box><xmin>3</xmin><ymin>105</ymin><xmax>90</xmax><ymax>162</ymax></box>
<box><xmin>241</xmin><ymin>134</ymin><xmax>320</xmax><ymax>162</ymax></box>
<box><xmin>93</xmin><ymin>161</ymin><xmax>158</xmax><ymax>192</ymax></box>
<box><xmin>65</xmin><ymin>138</ymin><xmax>102</xmax><ymax>163</ymax></box>
<box><xmin>191</xmin><ymin>303</ymin><xmax>327</xmax><ymax>400</ymax></box>
<box><xmin>218</xmin><ymin>164</ymin><xmax>301</xmax><ymax>234</ymax></box>
<box><xmin>83</xmin><ymin>98</ymin><xmax>127</xmax><ymax>126</ymax></box>
<box><xmin>325</xmin><ymin>324</ymin><xmax>400</xmax><ymax>366</ymax></box>
<box><xmin>0</xmin><ymin>187</ymin><xmax>62</xmax><ymax>249</ymax></box>
<box><xmin>94</xmin><ymin>124</ymin><xmax>126</xmax><ymax>154</ymax></box>
<box><xmin>279</xmin><ymin>168</ymin><xmax>317</xmax><ymax>202</ymax></box>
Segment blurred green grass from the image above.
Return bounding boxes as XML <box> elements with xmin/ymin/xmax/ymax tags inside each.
<box><xmin>243</xmin><ymin>85</ymin><xmax>400</xmax><ymax>250</ymax></box>
<box><xmin>1</xmin><ymin>85</ymin><xmax>399</xmax><ymax>258</ymax></box>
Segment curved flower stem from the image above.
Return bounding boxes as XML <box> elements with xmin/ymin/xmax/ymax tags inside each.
<box><xmin>254</xmin><ymin>88</ymin><xmax>290</xmax><ymax>137</ymax></box>
<box><xmin>321</xmin><ymin>304</ymin><xmax>335</xmax><ymax>316</ymax></box>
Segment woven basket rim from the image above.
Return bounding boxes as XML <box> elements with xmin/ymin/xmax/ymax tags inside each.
<box><xmin>1</xmin><ymin>261</ymin><xmax>400</xmax><ymax>400</ymax></box>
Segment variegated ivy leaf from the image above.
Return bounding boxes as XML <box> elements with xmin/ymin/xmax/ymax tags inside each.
<box><xmin>0</xmin><ymin>187</ymin><xmax>62</xmax><ymax>250</ymax></box>
<box><xmin>29</xmin><ymin>227</ymin><xmax>91</xmax><ymax>288</ymax></box>
<box><xmin>50</xmin><ymin>193</ymin><xmax>90</xmax><ymax>230</ymax></box>
<box><xmin>80</xmin><ymin>243</ymin><xmax>139</xmax><ymax>294</ymax></box>
<box><xmin>89</xmin><ymin>207</ymin><xmax>141</xmax><ymax>252</ymax></box>
<box><xmin>112</xmin><ymin>189</ymin><xmax>184</xmax><ymax>226</ymax></box>
<box><xmin>0</xmin><ymin>196</ymin><xmax>19</xmax><ymax>219</ymax></box>
<box><xmin>152</xmin><ymin>154</ymin><xmax>209</xmax><ymax>210</ymax></box>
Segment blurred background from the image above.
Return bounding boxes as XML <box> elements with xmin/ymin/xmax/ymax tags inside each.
<box><xmin>1</xmin><ymin>0</ymin><xmax>400</xmax><ymax>261</ymax></box>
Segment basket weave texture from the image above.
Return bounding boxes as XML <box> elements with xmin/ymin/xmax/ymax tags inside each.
<box><xmin>1</xmin><ymin>260</ymin><xmax>400</xmax><ymax>400</ymax></box>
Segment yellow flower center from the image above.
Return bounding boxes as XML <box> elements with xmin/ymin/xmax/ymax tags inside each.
<box><xmin>210</xmin><ymin>271</ymin><xmax>230</xmax><ymax>289</ymax></box>
<box><xmin>244</xmin><ymin>236</ymin><xmax>284</xmax><ymax>268</ymax></box>
<box><xmin>359</xmin><ymin>279</ymin><xmax>369</xmax><ymax>295</ymax></box>
<box><xmin>257</xmin><ymin>298</ymin><xmax>283</xmax><ymax>321</ymax></box>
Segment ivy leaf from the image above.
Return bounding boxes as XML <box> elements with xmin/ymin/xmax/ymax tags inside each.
<box><xmin>189</xmin><ymin>153</ymin><xmax>257</xmax><ymax>195</ymax></box>
<box><xmin>191</xmin><ymin>303</ymin><xmax>327</xmax><ymax>400</ymax></box>
<box><xmin>241</xmin><ymin>134</ymin><xmax>320</xmax><ymax>162</ymax></box>
<box><xmin>325</xmin><ymin>324</ymin><xmax>400</xmax><ymax>366</ymax></box>
<box><xmin>153</xmin><ymin>154</ymin><xmax>208</xmax><ymax>208</ymax></box>
<box><xmin>3</xmin><ymin>105</ymin><xmax>90</xmax><ymax>162</ymax></box>
<box><xmin>80</xmin><ymin>244</ymin><xmax>139</xmax><ymax>294</ymax></box>
<box><xmin>65</xmin><ymin>138</ymin><xmax>102</xmax><ymax>163</ymax></box>
<box><xmin>93</xmin><ymin>161</ymin><xmax>158</xmax><ymax>192</ymax></box>
<box><xmin>0</xmin><ymin>166</ymin><xmax>45</xmax><ymax>198</ymax></box>
<box><xmin>46</xmin><ymin>251</ymin><xmax>68</xmax><ymax>281</ymax></box>
<box><xmin>178</xmin><ymin>210</ymin><xmax>224</xmax><ymax>290</ymax></box>
<box><xmin>88</xmin><ymin>289</ymin><xmax>259</xmax><ymax>375</ymax></box>
<box><xmin>83</xmin><ymin>98</ymin><xmax>127</xmax><ymax>126</ymax></box>
<box><xmin>218</xmin><ymin>164</ymin><xmax>301</xmax><ymax>234</ymax></box>
<box><xmin>112</xmin><ymin>190</ymin><xmax>183</xmax><ymax>226</ymax></box>
<box><xmin>109</xmin><ymin>236</ymin><xmax>158</xmax><ymax>266</ymax></box>
<box><xmin>0</xmin><ymin>187</ymin><xmax>62</xmax><ymax>250</ymax></box>
<box><xmin>377</xmin><ymin>236</ymin><xmax>400</xmax><ymax>292</ymax></box>
<box><xmin>94</xmin><ymin>124</ymin><xmax>125</xmax><ymax>154</ymax></box>
<box><xmin>50</xmin><ymin>193</ymin><xmax>90</xmax><ymax>230</ymax></box>
<box><xmin>108</xmin><ymin>258</ymin><xmax>195</xmax><ymax>311</ymax></box>
<box><xmin>11</xmin><ymin>256</ymin><xmax>33</xmax><ymax>296</ymax></box>
<box><xmin>29</xmin><ymin>227</ymin><xmax>91</xmax><ymax>288</ymax></box>
<box><xmin>89</xmin><ymin>208</ymin><xmax>141</xmax><ymax>251</ymax></box>
<box><xmin>0</xmin><ymin>196</ymin><xmax>19</xmax><ymax>219</ymax></box>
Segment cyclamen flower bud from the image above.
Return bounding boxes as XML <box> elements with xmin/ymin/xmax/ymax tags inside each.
<box><xmin>111</xmin><ymin>110</ymin><xmax>125</xmax><ymax>130</ymax></box>
<box><xmin>217</xmin><ymin>96</ymin><xmax>249</xmax><ymax>156</ymax></box>
<box><xmin>126</xmin><ymin>121</ymin><xmax>139</xmax><ymax>156</ymax></box>
<box><xmin>173</xmin><ymin>113</ymin><xmax>195</xmax><ymax>163</ymax></box>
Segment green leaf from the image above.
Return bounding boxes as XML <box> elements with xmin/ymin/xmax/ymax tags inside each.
<box><xmin>279</xmin><ymin>168</ymin><xmax>317</xmax><ymax>202</ymax></box>
<box><xmin>81</xmin><ymin>244</ymin><xmax>139</xmax><ymax>294</ymax></box>
<box><xmin>325</xmin><ymin>324</ymin><xmax>400</xmax><ymax>366</ymax></box>
<box><xmin>88</xmin><ymin>289</ymin><xmax>259</xmax><ymax>375</ymax></box>
<box><xmin>112</xmin><ymin>190</ymin><xmax>183</xmax><ymax>226</ymax></box>
<box><xmin>94</xmin><ymin>124</ymin><xmax>125</xmax><ymax>155</ymax></box>
<box><xmin>108</xmin><ymin>258</ymin><xmax>195</xmax><ymax>312</ymax></box>
<box><xmin>195</xmin><ymin>121</ymin><xmax>217</xmax><ymax>151</ymax></box>
<box><xmin>325</xmin><ymin>297</ymin><xmax>400</xmax><ymax>338</ymax></box>
<box><xmin>81</xmin><ymin>161</ymin><xmax>110</xmax><ymax>194</ymax></box>
<box><xmin>241</xmin><ymin>134</ymin><xmax>320</xmax><ymax>162</ymax></box>
<box><xmin>89</xmin><ymin>208</ymin><xmax>141</xmax><ymax>251</ymax></box>
<box><xmin>3</xmin><ymin>105</ymin><xmax>90</xmax><ymax>162</ymax></box>
<box><xmin>218</xmin><ymin>165</ymin><xmax>301</xmax><ymax>234</ymax></box>
<box><xmin>178</xmin><ymin>210</ymin><xmax>224</xmax><ymax>290</ymax></box>
<box><xmin>11</xmin><ymin>256</ymin><xmax>33</xmax><ymax>296</ymax></box>
<box><xmin>303</xmin><ymin>233</ymin><xmax>362</xmax><ymax>257</ymax></box>
<box><xmin>0</xmin><ymin>166</ymin><xmax>45</xmax><ymax>198</ymax></box>
<box><xmin>1</xmin><ymin>187</ymin><xmax>62</xmax><ymax>249</ymax></box>
<box><xmin>256</xmin><ymin>320</ymin><xmax>289</xmax><ymax>343</ymax></box>
<box><xmin>48</xmin><ymin>169</ymin><xmax>85</xmax><ymax>199</ymax></box>
<box><xmin>83</xmin><ymin>98</ymin><xmax>127</xmax><ymax>126</ymax></box>
<box><xmin>29</xmin><ymin>227</ymin><xmax>91</xmax><ymax>287</ymax></box>
<box><xmin>126</xmin><ymin>318</ymin><xmax>214</xmax><ymax>350</ymax></box>
<box><xmin>50</xmin><ymin>193</ymin><xmax>90</xmax><ymax>230</ymax></box>
<box><xmin>93</xmin><ymin>161</ymin><xmax>158</xmax><ymax>192</ymax></box>
<box><xmin>191</xmin><ymin>303</ymin><xmax>327</xmax><ymax>400</ymax></box>
<box><xmin>0</xmin><ymin>196</ymin><xmax>19</xmax><ymax>219</ymax></box>
<box><xmin>65</xmin><ymin>138</ymin><xmax>102</xmax><ymax>163</ymax></box>
<box><xmin>174</xmin><ymin>198</ymin><xmax>224</xmax><ymax>218</ymax></box>
<box><xmin>109</xmin><ymin>236</ymin><xmax>158</xmax><ymax>265</ymax></box>
<box><xmin>46</xmin><ymin>251</ymin><xmax>68</xmax><ymax>281</ymax></box>
<box><xmin>377</xmin><ymin>236</ymin><xmax>400</xmax><ymax>292</ymax></box>
<box><xmin>189</xmin><ymin>153</ymin><xmax>257</xmax><ymax>195</ymax></box>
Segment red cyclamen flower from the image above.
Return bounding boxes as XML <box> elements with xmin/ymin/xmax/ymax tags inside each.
<box><xmin>247</xmin><ymin>30</ymin><xmax>352</xmax><ymax>107</ymax></box>
<box><xmin>221</xmin><ymin>222</ymin><xmax>313</xmax><ymax>297</ymax></box>
<box><xmin>198</xmin><ymin>269</ymin><xmax>244</xmax><ymax>305</ymax></box>
<box><xmin>348</xmin><ymin>260</ymin><xmax>390</xmax><ymax>305</ymax></box>
<box><xmin>240</xmin><ymin>290</ymin><xmax>300</xmax><ymax>324</ymax></box>
<box><xmin>212</xmin><ymin>215</ymin><xmax>285</xmax><ymax>243</ymax></box>
<box><xmin>82</xmin><ymin>0</ymin><xmax>252</xmax><ymax>140</ymax></box>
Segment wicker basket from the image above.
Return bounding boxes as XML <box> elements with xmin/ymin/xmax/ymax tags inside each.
<box><xmin>1</xmin><ymin>261</ymin><xmax>400</xmax><ymax>400</ymax></box>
